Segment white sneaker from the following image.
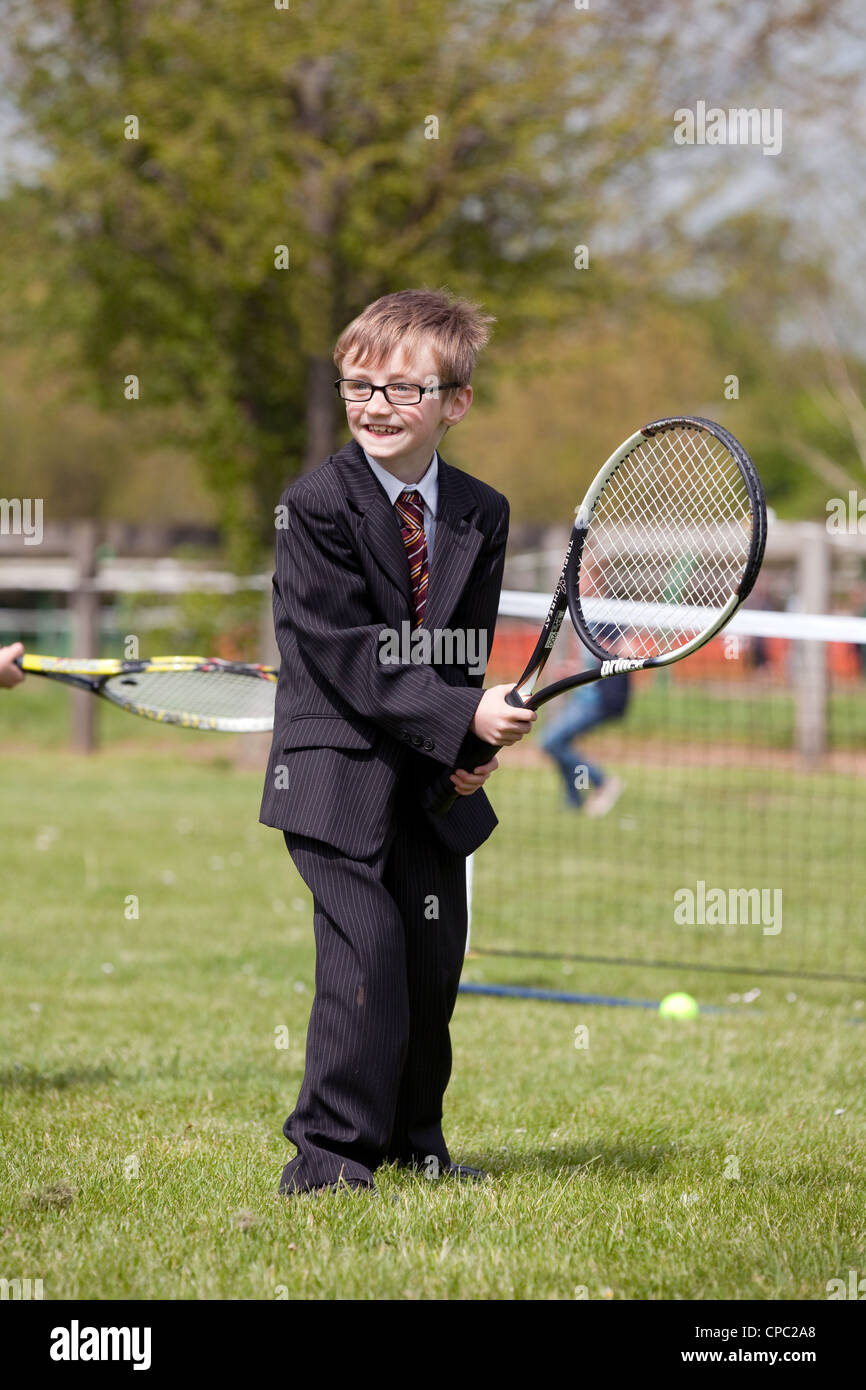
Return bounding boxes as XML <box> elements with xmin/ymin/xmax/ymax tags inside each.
<box><xmin>584</xmin><ymin>774</ymin><xmax>624</xmax><ymax>818</ymax></box>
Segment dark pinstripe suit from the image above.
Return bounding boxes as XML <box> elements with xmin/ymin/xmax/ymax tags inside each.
<box><xmin>260</xmin><ymin>438</ymin><xmax>509</xmax><ymax>1191</ymax></box>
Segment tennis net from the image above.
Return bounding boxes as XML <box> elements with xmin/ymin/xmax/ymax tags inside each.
<box><xmin>468</xmin><ymin>591</ymin><xmax>866</xmax><ymax>986</ymax></box>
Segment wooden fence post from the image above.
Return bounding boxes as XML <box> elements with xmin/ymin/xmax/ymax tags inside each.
<box><xmin>70</xmin><ymin>521</ymin><xmax>99</xmax><ymax>754</ymax></box>
<box><xmin>795</xmin><ymin>521</ymin><xmax>830</xmax><ymax>760</ymax></box>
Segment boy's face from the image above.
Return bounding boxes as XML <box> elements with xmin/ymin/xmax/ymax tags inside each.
<box><xmin>339</xmin><ymin>345</ymin><xmax>472</xmax><ymax>477</ymax></box>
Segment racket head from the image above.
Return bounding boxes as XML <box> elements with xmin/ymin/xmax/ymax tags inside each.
<box><xmin>19</xmin><ymin>654</ymin><xmax>278</xmax><ymax>731</ymax></box>
<box><xmin>568</xmin><ymin>416</ymin><xmax>766</xmax><ymax>668</ymax></box>
<box><xmin>100</xmin><ymin>659</ymin><xmax>277</xmax><ymax>731</ymax></box>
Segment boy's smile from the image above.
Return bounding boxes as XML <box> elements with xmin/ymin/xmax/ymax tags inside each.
<box><xmin>340</xmin><ymin>347</ymin><xmax>472</xmax><ymax>483</ymax></box>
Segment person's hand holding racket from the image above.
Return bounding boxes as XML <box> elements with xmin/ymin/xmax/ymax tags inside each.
<box><xmin>471</xmin><ymin>683</ymin><xmax>538</xmax><ymax>746</ymax></box>
<box><xmin>449</xmin><ymin>683</ymin><xmax>537</xmax><ymax>796</ymax></box>
<box><xmin>0</xmin><ymin>642</ymin><xmax>26</xmax><ymax>689</ymax></box>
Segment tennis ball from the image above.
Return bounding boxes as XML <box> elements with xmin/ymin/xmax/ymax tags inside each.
<box><xmin>658</xmin><ymin>992</ymin><xmax>699</xmax><ymax>1019</ymax></box>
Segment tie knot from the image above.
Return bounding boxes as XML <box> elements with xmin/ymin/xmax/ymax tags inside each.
<box><xmin>396</xmin><ymin>490</ymin><xmax>424</xmax><ymax>525</ymax></box>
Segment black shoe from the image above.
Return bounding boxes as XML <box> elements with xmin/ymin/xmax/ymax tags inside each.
<box><xmin>278</xmin><ymin>1170</ymin><xmax>377</xmax><ymax>1197</ymax></box>
<box><xmin>445</xmin><ymin>1162</ymin><xmax>488</xmax><ymax>1181</ymax></box>
<box><xmin>392</xmin><ymin>1156</ymin><xmax>488</xmax><ymax>1181</ymax></box>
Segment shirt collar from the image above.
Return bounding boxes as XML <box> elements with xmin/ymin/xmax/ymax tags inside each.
<box><xmin>362</xmin><ymin>448</ymin><xmax>439</xmax><ymax>515</ymax></box>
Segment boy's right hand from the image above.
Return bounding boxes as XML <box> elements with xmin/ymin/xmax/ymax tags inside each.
<box><xmin>470</xmin><ymin>684</ymin><xmax>536</xmax><ymax>746</ymax></box>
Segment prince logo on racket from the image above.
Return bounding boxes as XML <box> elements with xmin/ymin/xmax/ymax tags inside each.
<box><xmin>259</xmin><ymin>289</ymin><xmax>536</xmax><ymax>1196</ymax></box>
<box><xmin>600</xmin><ymin>658</ymin><xmax>645</xmax><ymax>676</ymax></box>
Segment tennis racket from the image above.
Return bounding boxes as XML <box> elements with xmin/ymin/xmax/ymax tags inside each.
<box><xmin>14</xmin><ymin>655</ymin><xmax>277</xmax><ymax>732</ymax></box>
<box><xmin>426</xmin><ymin>415</ymin><xmax>767</xmax><ymax>816</ymax></box>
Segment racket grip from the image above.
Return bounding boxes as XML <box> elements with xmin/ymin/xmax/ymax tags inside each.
<box><xmin>423</xmin><ymin>731</ymin><xmax>502</xmax><ymax>817</ymax></box>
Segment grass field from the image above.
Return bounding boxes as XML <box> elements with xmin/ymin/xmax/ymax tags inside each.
<box><xmin>1</xmin><ymin>685</ymin><xmax>864</xmax><ymax>1299</ymax></box>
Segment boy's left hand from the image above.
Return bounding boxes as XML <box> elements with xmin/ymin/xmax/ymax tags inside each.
<box><xmin>449</xmin><ymin>756</ymin><xmax>499</xmax><ymax>797</ymax></box>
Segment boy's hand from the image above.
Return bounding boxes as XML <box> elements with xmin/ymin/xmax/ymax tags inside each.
<box><xmin>450</xmin><ymin>685</ymin><xmax>536</xmax><ymax>795</ymax></box>
<box><xmin>470</xmin><ymin>684</ymin><xmax>536</xmax><ymax>746</ymax></box>
<box><xmin>450</xmin><ymin>756</ymin><xmax>499</xmax><ymax>797</ymax></box>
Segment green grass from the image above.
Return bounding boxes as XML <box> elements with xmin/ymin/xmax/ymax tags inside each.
<box><xmin>1</xmin><ymin>726</ymin><xmax>864</xmax><ymax>1299</ymax></box>
<box><xmin>623</xmin><ymin>677</ymin><xmax>866</xmax><ymax>751</ymax></box>
<box><xmin>0</xmin><ymin>667</ymin><xmax>234</xmax><ymax>752</ymax></box>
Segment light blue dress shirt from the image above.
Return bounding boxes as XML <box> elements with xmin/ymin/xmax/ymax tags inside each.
<box><xmin>362</xmin><ymin>448</ymin><xmax>438</xmax><ymax>562</ymax></box>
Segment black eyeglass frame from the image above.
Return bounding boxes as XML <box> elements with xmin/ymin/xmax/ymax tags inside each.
<box><xmin>334</xmin><ymin>378</ymin><xmax>463</xmax><ymax>405</ymax></box>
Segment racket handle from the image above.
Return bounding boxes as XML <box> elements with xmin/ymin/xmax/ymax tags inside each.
<box><xmin>423</xmin><ymin>730</ymin><xmax>502</xmax><ymax>817</ymax></box>
<box><xmin>424</xmin><ymin>687</ymin><xmax>531</xmax><ymax>816</ymax></box>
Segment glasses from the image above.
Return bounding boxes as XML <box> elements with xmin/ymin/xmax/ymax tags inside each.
<box><xmin>334</xmin><ymin>378</ymin><xmax>462</xmax><ymax>405</ymax></box>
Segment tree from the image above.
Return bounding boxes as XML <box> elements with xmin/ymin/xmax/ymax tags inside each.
<box><xmin>2</xmin><ymin>0</ymin><xmax>859</xmax><ymax>553</ymax></box>
<box><xmin>0</xmin><ymin>0</ymin><xmax>680</xmax><ymax>559</ymax></box>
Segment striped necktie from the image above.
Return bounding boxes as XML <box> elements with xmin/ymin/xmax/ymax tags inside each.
<box><xmin>394</xmin><ymin>488</ymin><xmax>429</xmax><ymax>628</ymax></box>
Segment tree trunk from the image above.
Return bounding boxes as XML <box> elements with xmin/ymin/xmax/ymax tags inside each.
<box><xmin>293</xmin><ymin>56</ymin><xmax>339</xmax><ymax>473</ymax></box>
<box><xmin>304</xmin><ymin>355</ymin><xmax>338</xmax><ymax>471</ymax></box>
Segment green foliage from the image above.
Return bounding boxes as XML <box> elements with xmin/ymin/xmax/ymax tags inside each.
<box><xmin>0</xmin><ymin>0</ymin><xmax>862</xmax><ymax>540</ymax></box>
<box><xmin>116</xmin><ymin>589</ymin><xmax>266</xmax><ymax>663</ymax></box>
<box><xmin>0</xmin><ymin>0</ymin><xmax>681</xmax><ymax>545</ymax></box>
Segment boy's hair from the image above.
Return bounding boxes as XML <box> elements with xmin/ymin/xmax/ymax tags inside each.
<box><xmin>333</xmin><ymin>288</ymin><xmax>496</xmax><ymax>387</ymax></box>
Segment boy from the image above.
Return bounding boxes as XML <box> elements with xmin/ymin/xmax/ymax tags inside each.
<box><xmin>259</xmin><ymin>288</ymin><xmax>535</xmax><ymax>1195</ymax></box>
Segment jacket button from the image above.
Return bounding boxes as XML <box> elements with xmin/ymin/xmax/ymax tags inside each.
<box><xmin>423</xmin><ymin>739</ymin><xmax>434</xmax><ymax>751</ymax></box>
<box><xmin>399</xmin><ymin>729</ymin><xmax>410</xmax><ymax>740</ymax></box>
<box><xmin>411</xmin><ymin>734</ymin><xmax>423</xmax><ymax>747</ymax></box>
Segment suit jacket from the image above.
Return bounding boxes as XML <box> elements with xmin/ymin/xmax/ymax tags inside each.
<box><xmin>259</xmin><ymin>438</ymin><xmax>510</xmax><ymax>858</ymax></box>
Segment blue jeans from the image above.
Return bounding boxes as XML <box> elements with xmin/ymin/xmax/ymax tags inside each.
<box><xmin>541</xmin><ymin>688</ymin><xmax>607</xmax><ymax>807</ymax></box>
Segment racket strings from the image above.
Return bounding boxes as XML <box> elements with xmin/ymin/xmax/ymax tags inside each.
<box><xmin>579</xmin><ymin>427</ymin><xmax>754</xmax><ymax>659</ymax></box>
<box><xmin>103</xmin><ymin>668</ymin><xmax>276</xmax><ymax>730</ymax></box>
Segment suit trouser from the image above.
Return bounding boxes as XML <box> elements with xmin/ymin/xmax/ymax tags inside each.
<box><xmin>278</xmin><ymin>790</ymin><xmax>469</xmax><ymax>1192</ymax></box>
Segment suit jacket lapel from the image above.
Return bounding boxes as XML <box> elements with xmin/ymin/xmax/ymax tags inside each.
<box><xmin>422</xmin><ymin>458</ymin><xmax>484</xmax><ymax>633</ymax></box>
<box><xmin>336</xmin><ymin>440</ymin><xmax>414</xmax><ymax>615</ymax></box>
<box><xmin>333</xmin><ymin>439</ymin><xmax>484</xmax><ymax>631</ymax></box>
